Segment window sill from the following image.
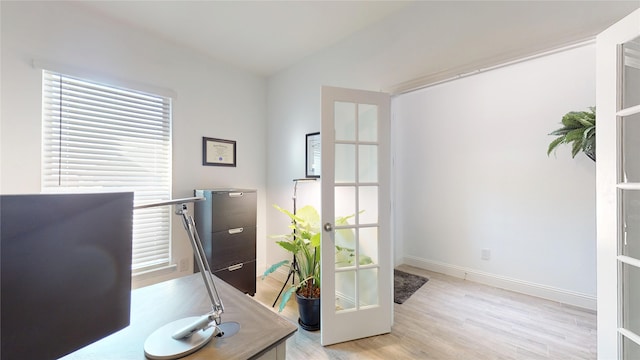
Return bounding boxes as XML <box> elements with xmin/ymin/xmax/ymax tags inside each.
<box><xmin>132</xmin><ymin>264</ymin><xmax>177</xmax><ymax>289</ymax></box>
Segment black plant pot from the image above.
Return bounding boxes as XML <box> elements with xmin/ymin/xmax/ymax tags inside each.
<box><xmin>296</xmin><ymin>292</ymin><xmax>320</xmax><ymax>331</ymax></box>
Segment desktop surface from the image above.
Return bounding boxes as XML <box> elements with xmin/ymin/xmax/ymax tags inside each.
<box><xmin>62</xmin><ymin>273</ymin><xmax>297</xmax><ymax>359</ymax></box>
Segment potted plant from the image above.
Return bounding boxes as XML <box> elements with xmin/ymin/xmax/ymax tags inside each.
<box><xmin>263</xmin><ymin>204</ymin><xmax>321</xmax><ymax>330</ymax></box>
<box><xmin>547</xmin><ymin>107</ymin><xmax>596</xmax><ymax>161</ymax></box>
<box><xmin>263</xmin><ymin>204</ymin><xmax>364</xmax><ymax>331</ymax></box>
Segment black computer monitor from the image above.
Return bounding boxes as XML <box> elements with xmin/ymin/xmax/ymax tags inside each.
<box><xmin>1</xmin><ymin>192</ymin><xmax>133</xmax><ymax>359</ymax></box>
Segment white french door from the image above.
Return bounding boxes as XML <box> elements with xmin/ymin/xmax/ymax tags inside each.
<box><xmin>320</xmin><ymin>86</ymin><xmax>391</xmax><ymax>346</ymax></box>
<box><xmin>596</xmin><ymin>9</ymin><xmax>640</xmax><ymax>360</ymax></box>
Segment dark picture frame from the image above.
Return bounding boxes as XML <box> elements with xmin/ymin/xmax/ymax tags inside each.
<box><xmin>306</xmin><ymin>132</ymin><xmax>320</xmax><ymax>178</ymax></box>
<box><xmin>202</xmin><ymin>137</ymin><xmax>236</xmax><ymax>167</ymax></box>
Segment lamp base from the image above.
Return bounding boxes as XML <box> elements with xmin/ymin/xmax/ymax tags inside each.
<box><xmin>144</xmin><ymin>317</ymin><xmax>218</xmax><ymax>360</ymax></box>
<box><xmin>217</xmin><ymin>321</ymin><xmax>241</xmax><ymax>338</ymax></box>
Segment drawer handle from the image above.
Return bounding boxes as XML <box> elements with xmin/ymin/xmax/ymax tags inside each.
<box><xmin>229</xmin><ymin>192</ymin><xmax>243</xmax><ymax>197</ymax></box>
<box><xmin>228</xmin><ymin>263</ymin><xmax>243</xmax><ymax>271</ymax></box>
<box><xmin>228</xmin><ymin>227</ymin><xmax>244</xmax><ymax>234</ymax></box>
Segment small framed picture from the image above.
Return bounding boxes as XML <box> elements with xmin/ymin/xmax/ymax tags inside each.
<box><xmin>306</xmin><ymin>132</ymin><xmax>320</xmax><ymax>178</ymax></box>
<box><xmin>203</xmin><ymin>137</ymin><xmax>236</xmax><ymax>167</ymax></box>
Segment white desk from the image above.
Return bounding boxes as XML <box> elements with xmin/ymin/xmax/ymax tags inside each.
<box><xmin>63</xmin><ymin>274</ymin><xmax>297</xmax><ymax>359</ymax></box>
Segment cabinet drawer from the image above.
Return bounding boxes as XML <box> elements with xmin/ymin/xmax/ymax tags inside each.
<box><xmin>210</xmin><ymin>226</ymin><xmax>256</xmax><ymax>270</ymax></box>
<box><xmin>213</xmin><ymin>260</ymin><xmax>256</xmax><ymax>296</ymax></box>
<box><xmin>195</xmin><ymin>190</ymin><xmax>256</xmax><ymax>232</ymax></box>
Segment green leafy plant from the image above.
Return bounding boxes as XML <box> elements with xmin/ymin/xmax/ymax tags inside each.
<box><xmin>547</xmin><ymin>107</ymin><xmax>596</xmax><ymax>161</ymax></box>
<box><xmin>263</xmin><ymin>205</ymin><xmax>321</xmax><ymax>312</ymax></box>
<box><xmin>262</xmin><ymin>204</ymin><xmax>369</xmax><ymax>312</ymax></box>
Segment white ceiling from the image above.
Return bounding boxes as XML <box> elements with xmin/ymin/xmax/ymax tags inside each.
<box><xmin>76</xmin><ymin>1</ymin><xmax>412</xmax><ymax>76</ymax></box>
<box><xmin>75</xmin><ymin>1</ymin><xmax>639</xmax><ymax>79</ymax></box>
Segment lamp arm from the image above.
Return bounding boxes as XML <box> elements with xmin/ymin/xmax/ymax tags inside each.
<box><xmin>177</xmin><ymin>204</ymin><xmax>224</xmax><ymax>323</ymax></box>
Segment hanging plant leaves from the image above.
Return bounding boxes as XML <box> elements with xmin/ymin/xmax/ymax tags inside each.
<box><xmin>547</xmin><ymin>107</ymin><xmax>596</xmax><ymax>161</ymax></box>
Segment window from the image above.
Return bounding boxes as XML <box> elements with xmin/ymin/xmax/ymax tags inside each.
<box><xmin>42</xmin><ymin>70</ymin><xmax>172</xmax><ymax>274</ymax></box>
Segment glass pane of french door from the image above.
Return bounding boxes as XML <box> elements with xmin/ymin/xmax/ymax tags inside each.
<box><xmin>623</xmin><ymin>38</ymin><xmax>640</xmax><ymax>108</ymax></box>
<box><xmin>623</xmin><ymin>336</ymin><xmax>640</xmax><ymax>359</ymax></box>
<box><xmin>622</xmin><ymin>113</ymin><xmax>640</xmax><ymax>182</ymax></box>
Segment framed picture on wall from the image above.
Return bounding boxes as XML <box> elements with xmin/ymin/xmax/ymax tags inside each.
<box><xmin>202</xmin><ymin>137</ymin><xmax>236</xmax><ymax>167</ymax></box>
<box><xmin>306</xmin><ymin>132</ymin><xmax>320</xmax><ymax>178</ymax></box>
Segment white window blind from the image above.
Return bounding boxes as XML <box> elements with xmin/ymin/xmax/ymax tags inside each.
<box><xmin>42</xmin><ymin>70</ymin><xmax>172</xmax><ymax>273</ymax></box>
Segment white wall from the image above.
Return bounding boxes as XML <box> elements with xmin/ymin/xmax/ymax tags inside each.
<box><xmin>0</xmin><ymin>1</ymin><xmax>619</xmax><ymax>305</ymax></box>
<box><xmin>395</xmin><ymin>45</ymin><xmax>597</xmax><ymax>307</ymax></box>
<box><xmin>0</xmin><ymin>1</ymin><xmax>267</xmax><ymax>287</ymax></box>
<box><xmin>266</xmin><ymin>6</ymin><xmax>600</xmax><ymax>308</ymax></box>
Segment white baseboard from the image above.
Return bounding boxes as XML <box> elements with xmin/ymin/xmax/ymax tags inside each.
<box><xmin>403</xmin><ymin>256</ymin><xmax>597</xmax><ymax>311</ymax></box>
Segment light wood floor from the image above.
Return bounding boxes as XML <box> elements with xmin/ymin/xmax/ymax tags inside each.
<box><xmin>252</xmin><ymin>264</ymin><xmax>596</xmax><ymax>360</ymax></box>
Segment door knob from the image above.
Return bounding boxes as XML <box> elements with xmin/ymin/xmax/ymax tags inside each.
<box><xmin>324</xmin><ymin>223</ymin><xmax>333</xmax><ymax>232</ymax></box>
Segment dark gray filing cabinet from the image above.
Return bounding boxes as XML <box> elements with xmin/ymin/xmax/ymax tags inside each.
<box><xmin>194</xmin><ymin>189</ymin><xmax>256</xmax><ymax>296</ymax></box>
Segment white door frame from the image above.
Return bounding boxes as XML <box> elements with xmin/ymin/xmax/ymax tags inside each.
<box><xmin>596</xmin><ymin>8</ymin><xmax>640</xmax><ymax>360</ymax></box>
